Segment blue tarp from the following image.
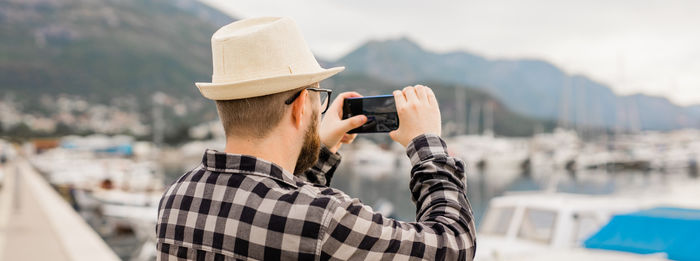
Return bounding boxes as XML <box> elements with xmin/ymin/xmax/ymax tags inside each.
<box><xmin>584</xmin><ymin>207</ymin><xmax>700</xmax><ymax>261</ymax></box>
<box><xmin>95</xmin><ymin>144</ymin><xmax>133</xmax><ymax>156</ymax></box>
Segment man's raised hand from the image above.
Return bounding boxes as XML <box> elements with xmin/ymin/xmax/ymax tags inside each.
<box><xmin>390</xmin><ymin>85</ymin><xmax>442</xmax><ymax>148</ymax></box>
<box><xmin>319</xmin><ymin>91</ymin><xmax>367</xmax><ymax>153</ymax></box>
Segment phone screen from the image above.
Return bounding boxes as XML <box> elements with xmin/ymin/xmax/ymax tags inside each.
<box><xmin>342</xmin><ymin>95</ymin><xmax>399</xmax><ymax>133</ymax></box>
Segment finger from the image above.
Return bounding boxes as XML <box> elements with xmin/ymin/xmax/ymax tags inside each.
<box><xmin>329</xmin><ymin>91</ymin><xmax>362</xmax><ymax>112</ymax></box>
<box><xmin>330</xmin><ymin>92</ymin><xmax>362</xmax><ymax>111</ymax></box>
<box><xmin>389</xmin><ymin>130</ymin><xmax>398</xmax><ymax>141</ymax></box>
<box><xmin>337</xmin><ymin>91</ymin><xmax>362</xmax><ymax>99</ymax></box>
<box><xmin>403</xmin><ymin>86</ymin><xmax>419</xmax><ymax>104</ymax></box>
<box><xmin>325</xmin><ymin>92</ymin><xmax>359</xmax><ymax>119</ymax></box>
<box><xmin>415</xmin><ymin>85</ymin><xmax>429</xmax><ymax>102</ymax></box>
<box><xmin>425</xmin><ymin>86</ymin><xmax>438</xmax><ymax>107</ymax></box>
<box><xmin>342</xmin><ymin>137</ymin><xmax>355</xmax><ymax>144</ymax></box>
<box><xmin>340</xmin><ymin>134</ymin><xmax>357</xmax><ymax>144</ymax></box>
<box><xmin>339</xmin><ymin>115</ymin><xmax>367</xmax><ymax>133</ymax></box>
<box><xmin>393</xmin><ymin>90</ymin><xmax>406</xmax><ymax>109</ymax></box>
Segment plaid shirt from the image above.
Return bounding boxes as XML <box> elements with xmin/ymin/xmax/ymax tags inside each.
<box><xmin>156</xmin><ymin>134</ymin><xmax>476</xmax><ymax>260</ymax></box>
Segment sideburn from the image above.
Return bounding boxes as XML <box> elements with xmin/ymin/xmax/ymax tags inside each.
<box><xmin>293</xmin><ymin>112</ymin><xmax>321</xmax><ymax>176</ymax></box>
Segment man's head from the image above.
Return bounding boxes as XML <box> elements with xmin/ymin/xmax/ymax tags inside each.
<box><xmin>215</xmin><ymin>82</ymin><xmax>325</xmax><ymax>175</ymax></box>
<box><xmin>196</xmin><ymin>17</ymin><xmax>350</xmax><ymax>175</ymax></box>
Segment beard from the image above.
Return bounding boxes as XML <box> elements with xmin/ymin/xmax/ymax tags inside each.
<box><xmin>293</xmin><ymin>112</ymin><xmax>321</xmax><ymax>176</ymax></box>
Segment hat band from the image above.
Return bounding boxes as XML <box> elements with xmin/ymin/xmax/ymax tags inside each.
<box><xmin>211</xmin><ymin>65</ymin><xmax>322</xmax><ymax>83</ymax></box>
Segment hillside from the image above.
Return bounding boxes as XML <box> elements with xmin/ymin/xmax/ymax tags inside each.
<box><xmin>0</xmin><ymin>0</ymin><xmax>232</xmax><ymax>104</ymax></box>
<box><xmin>334</xmin><ymin>37</ymin><xmax>700</xmax><ymax>131</ymax></box>
<box><xmin>0</xmin><ymin>0</ymin><xmax>556</xmax><ymax>139</ymax></box>
<box><xmin>2</xmin><ymin>0</ymin><xmax>694</xmax><ymax>139</ymax></box>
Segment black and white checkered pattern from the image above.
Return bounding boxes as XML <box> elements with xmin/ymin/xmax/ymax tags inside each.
<box><xmin>156</xmin><ymin>134</ymin><xmax>476</xmax><ymax>260</ymax></box>
<box><xmin>297</xmin><ymin>145</ymin><xmax>341</xmax><ymax>187</ymax></box>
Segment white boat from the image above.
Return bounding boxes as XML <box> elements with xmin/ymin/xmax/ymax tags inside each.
<box><xmin>529</xmin><ymin>129</ymin><xmax>581</xmax><ymax>171</ymax></box>
<box><xmin>91</xmin><ymin>189</ymin><xmax>160</xmax><ymax>261</ymax></box>
<box><xmin>448</xmin><ymin>135</ymin><xmax>532</xmax><ymax>190</ymax></box>
<box><xmin>475</xmin><ymin>192</ymin><xmax>666</xmax><ymax>260</ymax></box>
<box><xmin>652</xmin><ymin>179</ymin><xmax>700</xmax><ymax>209</ymax></box>
<box><xmin>95</xmin><ymin>189</ymin><xmax>160</xmax><ymax>238</ymax></box>
<box><xmin>30</xmin><ymin>148</ymin><xmax>163</xmax><ymax>193</ymax></box>
<box><xmin>345</xmin><ymin>139</ymin><xmax>397</xmax><ymax>179</ymax></box>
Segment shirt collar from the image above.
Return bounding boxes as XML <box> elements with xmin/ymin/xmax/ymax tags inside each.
<box><xmin>201</xmin><ymin>148</ymin><xmax>301</xmax><ymax>188</ymax></box>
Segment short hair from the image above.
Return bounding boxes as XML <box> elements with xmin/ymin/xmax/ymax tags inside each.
<box><xmin>215</xmin><ymin>85</ymin><xmax>309</xmax><ymax>139</ymax></box>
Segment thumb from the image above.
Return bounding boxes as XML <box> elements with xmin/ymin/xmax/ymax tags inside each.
<box><xmin>389</xmin><ymin>130</ymin><xmax>398</xmax><ymax>140</ymax></box>
<box><xmin>389</xmin><ymin>130</ymin><xmax>405</xmax><ymax>147</ymax></box>
<box><xmin>340</xmin><ymin>115</ymin><xmax>367</xmax><ymax>131</ymax></box>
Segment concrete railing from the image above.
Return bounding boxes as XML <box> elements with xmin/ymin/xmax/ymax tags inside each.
<box><xmin>17</xmin><ymin>159</ymin><xmax>121</xmax><ymax>261</ymax></box>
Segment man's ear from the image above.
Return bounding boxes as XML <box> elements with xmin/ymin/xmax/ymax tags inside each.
<box><xmin>291</xmin><ymin>89</ymin><xmax>307</xmax><ymax>129</ymax></box>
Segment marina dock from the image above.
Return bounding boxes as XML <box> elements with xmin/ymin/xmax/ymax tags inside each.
<box><xmin>0</xmin><ymin>157</ymin><xmax>120</xmax><ymax>261</ymax></box>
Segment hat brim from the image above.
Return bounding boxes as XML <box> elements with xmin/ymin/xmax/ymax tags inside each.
<box><xmin>195</xmin><ymin>66</ymin><xmax>345</xmax><ymax>100</ymax></box>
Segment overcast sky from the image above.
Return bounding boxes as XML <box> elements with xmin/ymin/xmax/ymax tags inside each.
<box><xmin>200</xmin><ymin>0</ymin><xmax>700</xmax><ymax>106</ymax></box>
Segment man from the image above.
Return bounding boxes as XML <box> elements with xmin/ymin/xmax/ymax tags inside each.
<box><xmin>156</xmin><ymin>17</ymin><xmax>476</xmax><ymax>260</ymax></box>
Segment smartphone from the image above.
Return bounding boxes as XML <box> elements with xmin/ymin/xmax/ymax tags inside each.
<box><xmin>342</xmin><ymin>94</ymin><xmax>399</xmax><ymax>133</ymax></box>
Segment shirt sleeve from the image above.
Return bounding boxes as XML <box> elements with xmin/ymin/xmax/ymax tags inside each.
<box><xmin>319</xmin><ymin>134</ymin><xmax>476</xmax><ymax>260</ymax></box>
<box><xmin>299</xmin><ymin>144</ymin><xmax>342</xmax><ymax>186</ymax></box>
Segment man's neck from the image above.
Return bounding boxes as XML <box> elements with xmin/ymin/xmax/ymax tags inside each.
<box><xmin>223</xmin><ymin>133</ymin><xmax>299</xmax><ymax>175</ymax></box>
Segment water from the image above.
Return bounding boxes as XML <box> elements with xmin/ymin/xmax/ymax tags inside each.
<box><xmin>308</xmin><ymin>167</ymin><xmax>694</xmax><ymax>226</ymax></box>
<box><xmin>164</xmin><ymin>156</ymin><xmax>697</xmax><ymax>227</ymax></box>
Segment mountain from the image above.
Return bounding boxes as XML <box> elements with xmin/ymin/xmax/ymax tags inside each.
<box><xmin>334</xmin><ymin>37</ymin><xmax>700</xmax><ymax>131</ymax></box>
<box><xmin>2</xmin><ymin>0</ymin><xmax>694</xmax><ymax>139</ymax></box>
<box><xmin>0</xmin><ymin>0</ymin><xmax>234</xmax><ymax>105</ymax></box>
<box><xmin>689</xmin><ymin>105</ymin><xmax>700</xmax><ymax>119</ymax></box>
<box><xmin>0</xmin><ymin>0</ymin><xmax>554</xmax><ymax>139</ymax></box>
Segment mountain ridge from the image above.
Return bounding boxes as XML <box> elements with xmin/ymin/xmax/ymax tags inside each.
<box><xmin>332</xmin><ymin>37</ymin><xmax>699</xmax><ymax>130</ymax></box>
<box><xmin>1</xmin><ymin>1</ymin><xmax>697</xmax><ymax>138</ymax></box>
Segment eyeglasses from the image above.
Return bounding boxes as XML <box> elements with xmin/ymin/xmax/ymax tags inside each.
<box><xmin>284</xmin><ymin>87</ymin><xmax>333</xmax><ymax>114</ymax></box>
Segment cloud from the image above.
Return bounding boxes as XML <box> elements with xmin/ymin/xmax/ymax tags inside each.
<box><xmin>200</xmin><ymin>0</ymin><xmax>700</xmax><ymax>105</ymax></box>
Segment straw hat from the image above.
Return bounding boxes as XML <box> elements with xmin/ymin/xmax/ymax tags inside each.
<box><xmin>195</xmin><ymin>17</ymin><xmax>345</xmax><ymax>100</ymax></box>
